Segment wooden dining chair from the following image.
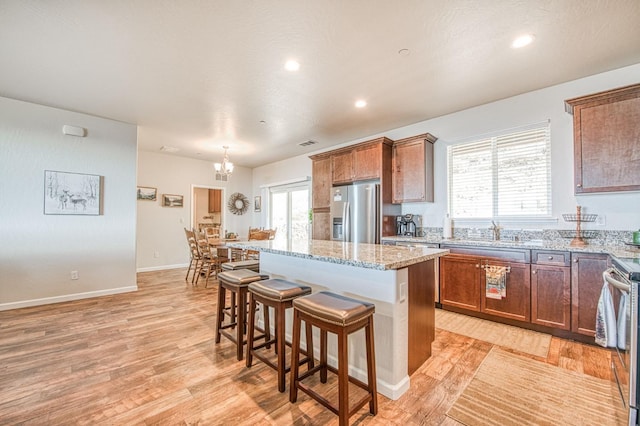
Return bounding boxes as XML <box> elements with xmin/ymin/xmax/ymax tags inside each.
<box><xmin>246</xmin><ymin>227</ymin><xmax>275</xmax><ymax>260</ymax></box>
<box><xmin>195</xmin><ymin>237</ymin><xmax>227</xmax><ymax>288</ymax></box>
<box><xmin>247</xmin><ymin>227</ymin><xmax>263</xmax><ymax>241</ymax></box>
<box><xmin>184</xmin><ymin>228</ymin><xmax>199</xmax><ymax>283</ymax></box>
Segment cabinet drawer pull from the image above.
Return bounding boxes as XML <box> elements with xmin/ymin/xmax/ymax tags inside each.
<box><xmin>548</xmin><ymin>256</ymin><xmax>553</xmax><ymax>260</ymax></box>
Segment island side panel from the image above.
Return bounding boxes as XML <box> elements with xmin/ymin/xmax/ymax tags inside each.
<box><xmin>259</xmin><ymin>251</ymin><xmax>410</xmax><ymax>400</ymax></box>
<box><xmin>407</xmin><ymin>259</ymin><xmax>435</xmax><ymax>374</ymax></box>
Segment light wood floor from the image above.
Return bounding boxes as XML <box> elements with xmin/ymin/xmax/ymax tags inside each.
<box><xmin>0</xmin><ymin>268</ymin><xmax>614</xmax><ymax>425</ymax></box>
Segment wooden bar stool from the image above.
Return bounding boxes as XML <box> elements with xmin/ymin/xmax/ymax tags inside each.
<box><xmin>215</xmin><ymin>269</ymin><xmax>268</xmax><ymax>361</ymax></box>
<box><xmin>246</xmin><ymin>279</ymin><xmax>314</xmax><ymax>392</ymax></box>
<box><xmin>221</xmin><ymin>259</ymin><xmax>260</xmax><ymax>273</ymax></box>
<box><xmin>289</xmin><ymin>291</ymin><xmax>377</xmax><ymax>426</ymax></box>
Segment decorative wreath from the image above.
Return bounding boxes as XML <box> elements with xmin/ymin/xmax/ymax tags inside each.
<box><xmin>227</xmin><ymin>192</ymin><xmax>249</xmax><ymax>215</ymax></box>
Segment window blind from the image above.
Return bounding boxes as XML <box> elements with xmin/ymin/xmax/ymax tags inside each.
<box><xmin>448</xmin><ymin>124</ymin><xmax>551</xmax><ymax>219</ymax></box>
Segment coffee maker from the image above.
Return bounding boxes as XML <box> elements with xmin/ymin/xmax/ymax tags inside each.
<box><xmin>395</xmin><ymin>215</ymin><xmax>406</xmax><ymax>236</ymax></box>
<box><xmin>396</xmin><ymin>214</ymin><xmax>422</xmax><ymax>237</ymax></box>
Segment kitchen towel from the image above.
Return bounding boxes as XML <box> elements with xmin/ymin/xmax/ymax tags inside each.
<box><xmin>485</xmin><ymin>265</ymin><xmax>507</xmax><ymax>299</ymax></box>
<box><xmin>617</xmin><ymin>291</ymin><xmax>628</xmax><ymax>350</ymax></box>
<box><xmin>595</xmin><ymin>279</ymin><xmax>617</xmax><ymax>348</ymax></box>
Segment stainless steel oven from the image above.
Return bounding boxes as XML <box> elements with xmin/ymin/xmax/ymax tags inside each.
<box><xmin>607</xmin><ymin>256</ymin><xmax>640</xmax><ymax>425</ymax></box>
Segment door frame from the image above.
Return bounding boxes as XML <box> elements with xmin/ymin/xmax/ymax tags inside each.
<box><xmin>190</xmin><ymin>184</ymin><xmax>226</xmax><ymax>234</ymax></box>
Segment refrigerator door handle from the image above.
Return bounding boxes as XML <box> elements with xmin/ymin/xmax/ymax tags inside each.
<box><xmin>343</xmin><ymin>201</ymin><xmax>350</xmax><ymax>242</ymax></box>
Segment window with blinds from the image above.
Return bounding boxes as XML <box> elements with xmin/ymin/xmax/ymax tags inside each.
<box><xmin>448</xmin><ymin>123</ymin><xmax>551</xmax><ymax>219</ymax></box>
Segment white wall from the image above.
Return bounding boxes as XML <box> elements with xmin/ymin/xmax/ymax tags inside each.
<box><xmin>136</xmin><ymin>151</ymin><xmax>253</xmax><ymax>271</ymax></box>
<box><xmin>253</xmin><ymin>63</ymin><xmax>640</xmax><ymax>231</ymax></box>
<box><xmin>0</xmin><ymin>97</ymin><xmax>137</xmax><ymax>310</ymax></box>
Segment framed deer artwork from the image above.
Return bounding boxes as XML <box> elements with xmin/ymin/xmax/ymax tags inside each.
<box><xmin>44</xmin><ymin>170</ymin><xmax>103</xmax><ymax>215</ymax></box>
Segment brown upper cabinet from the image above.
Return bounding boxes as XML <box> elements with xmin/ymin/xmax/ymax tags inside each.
<box><xmin>311</xmin><ymin>156</ymin><xmax>332</xmax><ymax>210</ymax></box>
<box><xmin>310</xmin><ymin>137</ymin><xmax>397</xmax><ymax>240</ymax></box>
<box><xmin>208</xmin><ymin>189</ymin><xmax>222</xmax><ymax>212</ymax></box>
<box><xmin>331</xmin><ymin>151</ymin><xmax>354</xmax><ymax>184</ymax></box>
<box><xmin>331</xmin><ymin>139</ymin><xmax>389</xmax><ymax>184</ymax></box>
<box><xmin>565</xmin><ymin>83</ymin><xmax>640</xmax><ymax>194</ymax></box>
<box><xmin>392</xmin><ymin>133</ymin><xmax>437</xmax><ymax>203</ymax></box>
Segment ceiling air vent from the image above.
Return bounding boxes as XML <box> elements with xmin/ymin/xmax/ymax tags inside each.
<box><xmin>298</xmin><ymin>140</ymin><xmax>318</xmax><ymax>147</ymax></box>
<box><xmin>160</xmin><ymin>145</ymin><xmax>180</xmax><ymax>153</ymax></box>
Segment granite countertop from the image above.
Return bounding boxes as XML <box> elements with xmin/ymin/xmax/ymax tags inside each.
<box><xmin>381</xmin><ymin>236</ymin><xmax>640</xmax><ymax>260</ymax></box>
<box><xmin>226</xmin><ymin>239</ymin><xmax>449</xmax><ymax>271</ymax></box>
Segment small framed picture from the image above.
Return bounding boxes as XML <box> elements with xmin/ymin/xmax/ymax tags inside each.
<box><xmin>44</xmin><ymin>170</ymin><xmax>103</xmax><ymax>215</ymax></box>
<box><xmin>137</xmin><ymin>186</ymin><xmax>157</xmax><ymax>201</ymax></box>
<box><xmin>254</xmin><ymin>196</ymin><xmax>261</xmax><ymax>212</ymax></box>
<box><xmin>162</xmin><ymin>194</ymin><xmax>183</xmax><ymax>207</ymax></box>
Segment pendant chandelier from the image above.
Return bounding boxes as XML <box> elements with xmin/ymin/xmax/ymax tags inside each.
<box><xmin>214</xmin><ymin>146</ymin><xmax>234</xmax><ymax>180</ymax></box>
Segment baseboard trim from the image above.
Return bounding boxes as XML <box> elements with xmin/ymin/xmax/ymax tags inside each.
<box><xmin>0</xmin><ymin>286</ymin><xmax>138</xmax><ymax>312</ymax></box>
<box><xmin>137</xmin><ymin>263</ymin><xmax>188</xmax><ymax>273</ymax></box>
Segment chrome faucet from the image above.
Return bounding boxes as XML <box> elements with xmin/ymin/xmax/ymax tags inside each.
<box><xmin>490</xmin><ymin>221</ymin><xmax>501</xmax><ymax>241</ymax></box>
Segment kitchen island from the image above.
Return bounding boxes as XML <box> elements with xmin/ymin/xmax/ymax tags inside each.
<box><xmin>227</xmin><ymin>239</ymin><xmax>449</xmax><ymax>400</ymax></box>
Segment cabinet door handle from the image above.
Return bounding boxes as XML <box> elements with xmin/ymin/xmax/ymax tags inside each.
<box><xmin>576</xmin><ymin>184</ymin><xmax>582</xmax><ymax>188</ymax></box>
<box><xmin>573</xmin><ymin>259</ymin><xmax>578</xmax><ymax>263</ymax></box>
<box><xmin>475</xmin><ymin>264</ymin><xmax>480</xmax><ymax>268</ymax></box>
<box><xmin>532</xmin><ymin>269</ymin><xmax>537</xmax><ymax>274</ymax></box>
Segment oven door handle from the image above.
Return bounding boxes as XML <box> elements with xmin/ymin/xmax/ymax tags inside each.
<box><xmin>603</xmin><ymin>268</ymin><xmax>631</xmax><ymax>293</ymax></box>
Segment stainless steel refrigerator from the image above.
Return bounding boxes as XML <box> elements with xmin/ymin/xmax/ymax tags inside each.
<box><xmin>330</xmin><ymin>182</ymin><xmax>380</xmax><ymax>244</ymax></box>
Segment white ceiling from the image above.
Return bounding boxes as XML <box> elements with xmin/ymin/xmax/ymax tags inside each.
<box><xmin>1</xmin><ymin>1</ymin><xmax>639</xmax><ymax>168</ymax></box>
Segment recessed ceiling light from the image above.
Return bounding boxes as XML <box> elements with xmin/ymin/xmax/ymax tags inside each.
<box><xmin>285</xmin><ymin>60</ymin><xmax>300</xmax><ymax>71</ymax></box>
<box><xmin>512</xmin><ymin>34</ymin><xmax>535</xmax><ymax>48</ymax></box>
<box><xmin>259</xmin><ymin>120</ymin><xmax>266</xmax><ymax>124</ymax></box>
<box><xmin>355</xmin><ymin>100</ymin><xmax>367</xmax><ymax>108</ymax></box>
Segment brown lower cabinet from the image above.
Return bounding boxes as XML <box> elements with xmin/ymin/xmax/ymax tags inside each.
<box><xmin>440</xmin><ymin>246</ymin><xmax>530</xmax><ymax>322</ymax></box>
<box><xmin>311</xmin><ymin>210</ymin><xmax>330</xmax><ymax>240</ymax></box>
<box><xmin>531</xmin><ymin>264</ymin><xmax>571</xmax><ymax>330</ymax></box>
<box><xmin>440</xmin><ymin>245</ymin><xmax>608</xmax><ymax>339</ymax></box>
<box><xmin>440</xmin><ymin>254</ymin><xmax>481</xmax><ymax>311</ymax></box>
<box><xmin>407</xmin><ymin>259</ymin><xmax>435</xmax><ymax>375</ymax></box>
<box><xmin>571</xmin><ymin>252</ymin><xmax>609</xmax><ymax>336</ymax></box>
<box><xmin>481</xmin><ymin>261</ymin><xmax>530</xmax><ymax>322</ymax></box>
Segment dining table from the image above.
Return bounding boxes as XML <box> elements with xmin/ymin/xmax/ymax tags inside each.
<box><xmin>208</xmin><ymin>237</ymin><xmax>245</xmax><ymax>260</ymax></box>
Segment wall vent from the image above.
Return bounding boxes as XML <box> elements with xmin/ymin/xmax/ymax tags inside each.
<box><xmin>160</xmin><ymin>145</ymin><xmax>180</xmax><ymax>153</ymax></box>
<box><xmin>298</xmin><ymin>140</ymin><xmax>318</xmax><ymax>147</ymax></box>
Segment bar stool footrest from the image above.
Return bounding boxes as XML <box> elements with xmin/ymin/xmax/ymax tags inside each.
<box><xmin>296</xmin><ymin>378</ymin><xmax>373</xmax><ymax>419</ymax></box>
<box><xmin>220</xmin><ymin>330</ymin><xmax>267</xmax><ymax>346</ymax></box>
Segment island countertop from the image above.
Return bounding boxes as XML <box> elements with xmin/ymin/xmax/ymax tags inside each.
<box><xmin>226</xmin><ymin>239</ymin><xmax>449</xmax><ymax>271</ymax></box>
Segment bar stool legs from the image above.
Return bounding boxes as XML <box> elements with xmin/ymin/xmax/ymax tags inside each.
<box><xmin>214</xmin><ymin>269</ymin><xmax>267</xmax><ymax>361</ymax></box>
<box><xmin>245</xmin><ymin>279</ymin><xmax>313</xmax><ymax>392</ymax></box>
<box><xmin>289</xmin><ymin>291</ymin><xmax>377</xmax><ymax>426</ymax></box>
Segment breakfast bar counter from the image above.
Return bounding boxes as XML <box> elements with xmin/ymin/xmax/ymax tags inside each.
<box><xmin>227</xmin><ymin>239</ymin><xmax>449</xmax><ymax>399</ymax></box>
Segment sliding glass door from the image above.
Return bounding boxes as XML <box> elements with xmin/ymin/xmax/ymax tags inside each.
<box><xmin>270</xmin><ymin>183</ymin><xmax>310</xmax><ymax>241</ymax></box>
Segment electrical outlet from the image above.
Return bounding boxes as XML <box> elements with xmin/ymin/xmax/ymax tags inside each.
<box><xmin>595</xmin><ymin>215</ymin><xmax>606</xmax><ymax>226</ymax></box>
<box><xmin>153</xmin><ymin>251</ymin><xmax>160</xmax><ymax>258</ymax></box>
<box><xmin>70</xmin><ymin>270</ymin><xmax>79</xmax><ymax>280</ymax></box>
<box><xmin>399</xmin><ymin>282</ymin><xmax>407</xmax><ymax>302</ymax></box>
<box><xmin>468</xmin><ymin>228</ymin><xmax>482</xmax><ymax>239</ymax></box>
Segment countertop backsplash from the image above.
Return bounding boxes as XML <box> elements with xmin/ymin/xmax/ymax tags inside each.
<box><xmin>417</xmin><ymin>227</ymin><xmax>634</xmax><ymax>247</ymax></box>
